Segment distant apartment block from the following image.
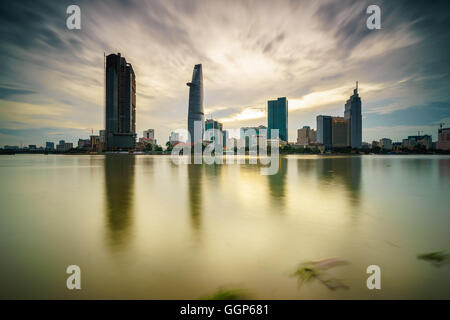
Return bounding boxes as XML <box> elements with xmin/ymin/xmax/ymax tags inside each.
<box><xmin>297</xmin><ymin>126</ymin><xmax>316</xmax><ymax>146</ymax></box>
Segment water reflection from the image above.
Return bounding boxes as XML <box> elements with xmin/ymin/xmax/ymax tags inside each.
<box><xmin>187</xmin><ymin>164</ymin><xmax>204</xmax><ymax>232</ymax></box>
<box><xmin>266</xmin><ymin>157</ymin><xmax>287</xmax><ymax>207</ymax></box>
<box><xmin>104</xmin><ymin>155</ymin><xmax>135</xmax><ymax>250</ymax></box>
<box><xmin>315</xmin><ymin>157</ymin><xmax>362</xmax><ymax>205</ymax></box>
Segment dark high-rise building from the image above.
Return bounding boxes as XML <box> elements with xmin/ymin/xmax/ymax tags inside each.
<box><xmin>268</xmin><ymin>97</ymin><xmax>288</xmax><ymax>142</ymax></box>
<box><xmin>316</xmin><ymin>115</ymin><xmax>332</xmax><ymax>148</ymax></box>
<box><xmin>105</xmin><ymin>53</ymin><xmax>136</xmax><ymax>150</ymax></box>
<box><xmin>187</xmin><ymin>64</ymin><xmax>204</xmax><ymax>144</ymax></box>
<box><xmin>344</xmin><ymin>82</ymin><xmax>362</xmax><ymax>148</ymax></box>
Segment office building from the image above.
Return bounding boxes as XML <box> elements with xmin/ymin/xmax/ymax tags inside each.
<box><xmin>268</xmin><ymin>97</ymin><xmax>288</xmax><ymax>142</ymax></box>
<box><xmin>105</xmin><ymin>53</ymin><xmax>136</xmax><ymax>150</ymax></box>
<box><xmin>78</xmin><ymin>139</ymin><xmax>90</xmax><ymax>149</ymax></box>
<box><xmin>187</xmin><ymin>64</ymin><xmax>204</xmax><ymax>144</ymax></box>
<box><xmin>344</xmin><ymin>82</ymin><xmax>362</xmax><ymax>148</ymax></box>
<box><xmin>45</xmin><ymin>142</ymin><xmax>54</xmax><ymax>150</ymax></box>
<box><xmin>316</xmin><ymin>115</ymin><xmax>332</xmax><ymax>147</ymax></box>
<box><xmin>241</xmin><ymin>125</ymin><xmax>267</xmax><ymax>148</ymax></box>
<box><xmin>205</xmin><ymin>119</ymin><xmax>223</xmax><ymax>144</ymax></box>
<box><xmin>331</xmin><ymin>117</ymin><xmax>349</xmax><ymax>147</ymax></box>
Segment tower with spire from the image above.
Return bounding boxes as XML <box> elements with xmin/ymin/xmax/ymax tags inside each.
<box><xmin>344</xmin><ymin>82</ymin><xmax>362</xmax><ymax>148</ymax></box>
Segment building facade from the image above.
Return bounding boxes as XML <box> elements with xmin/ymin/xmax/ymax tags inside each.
<box><xmin>187</xmin><ymin>64</ymin><xmax>204</xmax><ymax>144</ymax></box>
<box><xmin>45</xmin><ymin>142</ymin><xmax>55</xmax><ymax>150</ymax></box>
<box><xmin>331</xmin><ymin>117</ymin><xmax>349</xmax><ymax>148</ymax></box>
<box><xmin>379</xmin><ymin>138</ymin><xmax>393</xmax><ymax>150</ymax></box>
<box><xmin>316</xmin><ymin>115</ymin><xmax>332</xmax><ymax>147</ymax></box>
<box><xmin>402</xmin><ymin>135</ymin><xmax>432</xmax><ymax>150</ymax></box>
<box><xmin>297</xmin><ymin>126</ymin><xmax>316</xmax><ymax>146</ymax></box>
<box><xmin>143</xmin><ymin>129</ymin><xmax>155</xmax><ymax>141</ymax></box>
<box><xmin>240</xmin><ymin>125</ymin><xmax>267</xmax><ymax>148</ymax></box>
<box><xmin>344</xmin><ymin>83</ymin><xmax>362</xmax><ymax>148</ymax></box>
<box><xmin>437</xmin><ymin>127</ymin><xmax>450</xmax><ymax>150</ymax></box>
<box><xmin>105</xmin><ymin>53</ymin><xmax>136</xmax><ymax>150</ymax></box>
<box><xmin>268</xmin><ymin>97</ymin><xmax>288</xmax><ymax>142</ymax></box>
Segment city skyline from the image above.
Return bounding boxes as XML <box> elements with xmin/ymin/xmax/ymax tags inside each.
<box><xmin>0</xmin><ymin>0</ymin><xmax>450</xmax><ymax>147</ymax></box>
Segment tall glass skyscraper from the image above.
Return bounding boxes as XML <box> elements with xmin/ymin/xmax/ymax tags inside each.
<box><xmin>344</xmin><ymin>83</ymin><xmax>362</xmax><ymax>148</ymax></box>
<box><xmin>267</xmin><ymin>97</ymin><xmax>288</xmax><ymax>142</ymax></box>
<box><xmin>105</xmin><ymin>53</ymin><xmax>136</xmax><ymax>150</ymax></box>
<box><xmin>187</xmin><ymin>64</ymin><xmax>204</xmax><ymax>144</ymax></box>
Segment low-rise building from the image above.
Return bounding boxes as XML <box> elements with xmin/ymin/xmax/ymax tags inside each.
<box><xmin>437</xmin><ymin>126</ymin><xmax>450</xmax><ymax>150</ymax></box>
<box><xmin>379</xmin><ymin>138</ymin><xmax>393</xmax><ymax>150</ymax></box>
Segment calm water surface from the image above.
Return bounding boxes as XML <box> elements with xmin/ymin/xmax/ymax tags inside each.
<box><xmin>0</xmin><ymin>154</ymin><xmax>449</xmax><ymax>299</ymax></box>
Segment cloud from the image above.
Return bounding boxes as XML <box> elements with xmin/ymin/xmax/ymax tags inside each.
<box><xmin>0</xmin><ymin>0</ymin><xmax>449</xmax><ymax>146</ymax></box>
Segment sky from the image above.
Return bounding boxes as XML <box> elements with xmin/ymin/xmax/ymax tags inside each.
<box><xmin>0</xmin><ymin>0</ymin><xmax>449</xmax><ymax>147</ymax></box>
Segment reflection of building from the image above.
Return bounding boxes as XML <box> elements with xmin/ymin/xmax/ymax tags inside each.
<box><xmin>105</xmin><ymin>53</ymin><xmax>136</xmax><ymax>150</ymax></box>
<box><xmin>317</xmin><ymin>115</ymin><xmax>332</xmax><ymax>148</ymax></box>
<box><xmin>187</xmin><ymin>165</ymin><xmax>204</xmax><ymax>232</ymax></box>
<box><xmin>267</xmin><ymin>157</ymin><xmax>287</xmax><ymax>207</ymax></box>
<box><xmin>331</xmin><ymin>117</ymin><xmax>349</xmax><ymax>147</ymax></box>
<box><xmin>104</xmin><ymin>155</ymin><xmax>135</xmax><ymax>249</ymax></box>
<box><xmin>402</xmin><ymin>135</ymin><xmax>432</xmax><ymax>150</ymax></box>
<box><xmin>268</xmin><ymin>97</ymin><xmax>288</xmax><ymax>142</ymax></box>
<box><xmin>297</xmin><ymin>126</ymin><xmax>316</xmax><ymax>146</ymax></box>
<box><xmin>315</xmin><ymin>157</ymin><xmax>362</xmax><ymax>205</ymax></box>
<box><xmin>437</xmin><ymin>126</ymin><xmax>450</xmax><ymax>150</ymax></box>
<box><xmin>379</xmin><ymin>138</ymin><xmax>393</xmax><ymax>150</ymax></box>
<box><xmin>344</xmin><ymin>82</ymin><xmax>362</xmax><ymax>148</ymax></box>
<box><xmin>187</xmin><ymin>64</ymin><xmax>204</xmax><ymax>144</ymax></box>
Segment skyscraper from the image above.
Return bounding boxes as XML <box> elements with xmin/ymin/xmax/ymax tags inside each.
<box><xmin>187</xmin><ymin>64</ymin><xmax>204</xmax><ymax>144</ymax></box>
<box><xmin>316</xmin><ymin>115</ymin><xmax>332</xmax><ymax>147</ymax></box>
<box><xmin>268</xmin><ymin>97</ymin><xmax>288</xmax><ymax>142</ymax></box>
<box><xmin>344</xmin><ymin>82</ymin><xmax>362</xmax><ymax>148</ymax></box>
<box><xmin>105</xmin><ymin>53</ymin><xmax>136</xmax><ymax>150</ymax></box>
